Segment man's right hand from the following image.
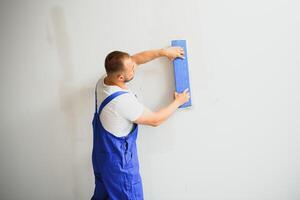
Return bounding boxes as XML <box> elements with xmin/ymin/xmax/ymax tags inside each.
<box><xmin>174</xmin><ymin>88</ymin><xmax>190</xmax><ymax>106</ymax></box>
<box><xmin>134</xmin><ymin>88</ymin><xmax>191</xmax><ymax>127</ymax></box>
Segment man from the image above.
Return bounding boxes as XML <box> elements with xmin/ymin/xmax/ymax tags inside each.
<box><xmin>91</xmin><ymin>46</ymin><xmax>190</xmax><ymax>200</ymax></box>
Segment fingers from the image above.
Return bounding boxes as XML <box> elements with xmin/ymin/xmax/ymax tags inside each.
<box><xmin>175</xmin><ymin>89</ymin><xmax>190</xmax><ymax>104</ymax></box>
<box><xmin>183</xmin><ymin>88</ymin><xmax>190</xmax><ymax>99</ymax></box>
<box><xmin>176</xmin><ymin>47</ymin><xmax>184</xmax><ymax>52</ymax></box>
<box><xmin>174</xmin><ymin>46</ymin><xmax>185</xmax><ymax>57</ymax></box>
<box><xmin>174</xmin><ymin>53</ymin><xmax>184</xmax><ymax>60</ymax></box>
<box><xmin>183</xmin><ymin>88</ymin><xmax>189</xmax><ymax>93</ymax></box>
<box><xmin>175</xmin><ymin>89</ymin><xmax>190</xmax><ymax>95</ymax></box>
<box><xmin>178</xmin><ymin>48</ymin><xmax>185</xmax><ymax>59</ymax></box>
<box><xmin>167</xmin><ymin>46</ymin><xmax>185</xmax><ymax>61</ymax></box>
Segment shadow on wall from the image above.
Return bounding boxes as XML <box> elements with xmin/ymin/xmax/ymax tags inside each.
<box><xmin>50</xmin><ymin>5</ymin><xmax>94</xmax><ymax>199</ymax></box>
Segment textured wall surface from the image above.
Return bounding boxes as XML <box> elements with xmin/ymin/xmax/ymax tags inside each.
<box><xmin>0</xmin><ymin>0</ymin><xmax>299</xmax><ymax>199</ymax></box>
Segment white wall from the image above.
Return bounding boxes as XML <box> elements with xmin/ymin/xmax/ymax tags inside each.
<box><xmin>0</xmin><ymin>0</ymin><xmax>299</xmax><ymax>199</ymax></box>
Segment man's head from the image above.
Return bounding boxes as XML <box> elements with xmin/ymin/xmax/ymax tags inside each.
<box><xmin>104</xmin><ymin>51</ymin><xmax>136</xmax><ymax>83</ymax></box>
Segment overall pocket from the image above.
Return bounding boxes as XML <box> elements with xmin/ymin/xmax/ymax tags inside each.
<box><xmin>125</xmin><ymin>173</ymin><xmax>144</xmax><ymax>200</ymax></box>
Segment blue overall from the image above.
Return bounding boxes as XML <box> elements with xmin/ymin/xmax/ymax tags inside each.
<box><xmin>91</xmin><ymin>87</ymin><xmax>144</xmax><ymax>200</ymax></box>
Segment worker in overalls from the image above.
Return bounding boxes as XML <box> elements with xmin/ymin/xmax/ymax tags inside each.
<box><xmin>91</xmin><ymin>47</ymin><xmax>190</xmax><ymax>200</ymax></box>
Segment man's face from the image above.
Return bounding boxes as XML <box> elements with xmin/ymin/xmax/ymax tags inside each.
<box><xmin>120</xmin><ymin>57</ymin><xmax>137</xmax><ymax>83</ymax></box>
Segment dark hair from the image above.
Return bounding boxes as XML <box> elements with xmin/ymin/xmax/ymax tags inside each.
<box><xmin>104</xmin><ymin>51</ymin><xmax>130</xmax><ymax>74</ymax></box>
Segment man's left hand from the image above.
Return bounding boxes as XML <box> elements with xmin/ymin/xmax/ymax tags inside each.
<box><xmin>162</xmin><ymin>47</ymin><xmax>185</xmax><ymax>61</ymax></box>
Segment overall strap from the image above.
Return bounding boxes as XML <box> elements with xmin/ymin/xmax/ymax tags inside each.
<box><xmin>97</xmin><ymin>91</ymin><xmax>128</xmax><ymax>113</ymax></box>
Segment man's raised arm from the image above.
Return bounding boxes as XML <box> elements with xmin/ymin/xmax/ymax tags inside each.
<box><xmin>131</xmin><ymin>47</ymin><xmax>185</xmax><ymax>65</ymax></box>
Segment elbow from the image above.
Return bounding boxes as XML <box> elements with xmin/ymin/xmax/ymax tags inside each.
<box><xmin>151</xmin><ymin>119</ymin><xmax>162</xmax><ymax>127</ymax></box>
<box><xmin>151</xmin><ymin>123</ymin><xmax>159</xmax><ymax>127</ymax></box>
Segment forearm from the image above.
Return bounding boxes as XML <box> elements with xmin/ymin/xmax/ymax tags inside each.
<box><xmin>154</xmin><ymin>100</ymin><xmax>180</xmax><ymax>126</ymax></box>
<box><xmin>131</xmin><ymin>49</ymin><xmax>166</xmax><ymax>65</ymax></box>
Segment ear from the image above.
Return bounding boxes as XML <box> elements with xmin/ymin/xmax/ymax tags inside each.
<box><xmin>117</xmin><ymin>73</ymin><xmax>124</xmax><ymax>81</ymax></box>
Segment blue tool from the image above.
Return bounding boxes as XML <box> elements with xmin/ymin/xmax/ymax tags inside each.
<box><xmin>171</xmin><ymin>40</ymin><xmax>192</xmax><ymax>108</ymax></box>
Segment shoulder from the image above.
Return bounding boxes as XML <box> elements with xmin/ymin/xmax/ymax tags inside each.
<box><xmin>114</xmin><ymin>92</ymin><xmax>145</xmax><ymax>121</ymax></box>
<box><xmin>113</xmin><ymin>91</ymin><xmax>138</xmax><ymax>104</ymax></box>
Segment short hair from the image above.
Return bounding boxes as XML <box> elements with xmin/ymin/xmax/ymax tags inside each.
<box><xmin>104</xmin><ymin>51</ymin><xmax>130</xmax><ymax>74</ymax></box>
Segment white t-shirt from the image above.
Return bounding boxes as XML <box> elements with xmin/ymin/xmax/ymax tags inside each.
<box><xmin>96</xmin><ymin>76</ymin><xmax>145</xmax><ymax>137</ymax></box>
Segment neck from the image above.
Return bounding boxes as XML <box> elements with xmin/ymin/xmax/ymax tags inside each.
<box><xmin>104</xmin><ymin>75</ymin><xmax>127</xmax><ymax>89</ymax></box>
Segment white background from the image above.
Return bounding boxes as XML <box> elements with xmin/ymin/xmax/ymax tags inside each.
<box><xmin>0</xmin><ymin>0</ymin><xmax>299</xmax><ymax>199</ymax></box>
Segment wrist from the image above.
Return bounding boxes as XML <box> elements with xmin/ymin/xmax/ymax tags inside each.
<box><xmin>159</xmin><ymin>48</ymin><xmax>167</xmax><ymax>57</ymax></box>
<box><xmin>173</xmin><ymin>99</ymin><xmax>181</xmax><ymax>108</ymax></box>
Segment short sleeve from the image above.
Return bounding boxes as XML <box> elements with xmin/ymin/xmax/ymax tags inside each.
<box><xmin>115</xmin><ymin>93</ymin><xmax>145</xmax><ymax>122</ymax></box>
